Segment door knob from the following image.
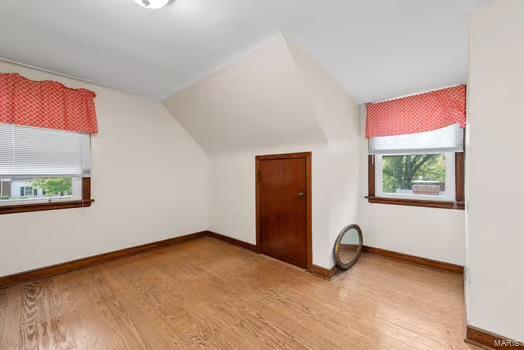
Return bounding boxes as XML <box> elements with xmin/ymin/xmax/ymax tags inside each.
<box><xmin>298</xmin><ymin>192</ymin><xmax>305</xmax><ymax>198</ymax></box>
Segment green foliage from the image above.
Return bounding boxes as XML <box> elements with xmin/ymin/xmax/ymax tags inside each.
<box><xmin>382</xmin><ymin>154</ymin><xmax>445</xmax><ymax>193</ymax></box>
<box><xmin>31</xmin><ymin>177</ymin><xmax>72</xmax><ymax>196</ymax></box>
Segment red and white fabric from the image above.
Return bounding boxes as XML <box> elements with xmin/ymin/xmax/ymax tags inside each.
<box><xmin>366</xmin><ymin>85</ymin><xmax>466</xmax><ymax>139</ymax></box>
<box><xmin>0</xmin><ymin>73</ymin><xmax>98</xmax><ymax>134</ymax></box>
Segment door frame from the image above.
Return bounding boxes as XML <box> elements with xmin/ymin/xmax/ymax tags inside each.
<box><xmin>255</xmin><ymin>152</ymin><xmax>312</xmax><ymax>272</ymax></box>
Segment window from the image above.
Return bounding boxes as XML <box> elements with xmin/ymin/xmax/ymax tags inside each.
<box><xmin>368</xmin><ymin>125</ymin><xmax>465</xmax><ymax>209</ymax></box>
<box><xmin>375</xmin><ymin>152</ymin><xmax>455</xmax><ymax>200</ymax></box>
<box><xmin>21</xmin><ymin>186</ymin><xmax>34</xmax><ymax>197</ymax></box>
<box><xmin>0</xmin><ymin>124</ymin><xmax>92</xmax><ymax>214</ymax></box>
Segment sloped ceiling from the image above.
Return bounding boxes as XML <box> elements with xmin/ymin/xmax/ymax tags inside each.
<box><xmin>286</xmin><ymin>41</ymin><xmax>359</xmax><ymax>143</ymax></box>
<box><xmin>163</xmin><ymin>35</ymin><xmax>328</xmax><ymax>155</ymax></box>
<box><xmin>0</xmin><ymin>0</ymin><xmax>483</xmax><ymax>103</ymax></box>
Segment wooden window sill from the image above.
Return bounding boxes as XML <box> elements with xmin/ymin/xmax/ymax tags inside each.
<box><xmin>366</xmin><ymin>196</ymin><xmax>464</xmax><ymax>210</ymax></box>
<box><xmin>0</xmin><ymin>199</ymin><xmax>94</xmax><ymax>215</ymax></box>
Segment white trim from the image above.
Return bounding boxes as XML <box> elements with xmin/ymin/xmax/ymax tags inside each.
<box><xmin>0</xmin><ymin>57</ymin><xmax>101</xmax><ymax>89</ymax></box>
<box><xmin>0</xmin><ymin>196</ymin><xmax>76</xmax><ymax>207</ymax></box>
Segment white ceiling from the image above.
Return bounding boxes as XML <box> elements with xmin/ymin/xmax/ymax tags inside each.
<box><xmin>0</xmin><ymin>0</ymin><xmax>486</xmax><ymax>103</ymax></box>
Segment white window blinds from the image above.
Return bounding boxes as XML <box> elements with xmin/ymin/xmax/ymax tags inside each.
<box><xmin>368</xmin><ymin>124</ymin><xmax>464</xmax><ymax>155</ymax></box>
<box><xmin>0</xmin><ymin>124</ymin><xmax>90</xmax><ymax>177</ymax></box>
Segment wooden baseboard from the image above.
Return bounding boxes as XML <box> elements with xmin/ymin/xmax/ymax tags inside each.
<box><xmin>206</xmin><ymin>231</ymin><xmax>257</xmax><ymax>251</ymax></box>
<box><xmin>465</xmin><ymin>325</ymin><xmax>523</xmax><ymax>349</ymax></box>
<box><xmin>363</xmin><ymin>245</ymin><xmax>464</xmax><ymax>274</ymax></box>
<box><xmin>310</xmin><ymin>264</ymin><xmax>339</xmax><ymax>280</ymax></box>
<box><xmin>207</xmin><ymin>231</ymin><xmax>339</xmax><ymax>280</ymax></box>
<box><xmin>0</xmin><ymin>232</ymin><xmax>464</xmax><ymax>290</ymax></box>
<box><xmin>0</xmin><ymin>231</ymin><xmax>207</xmax><ymax>290</ymax></box>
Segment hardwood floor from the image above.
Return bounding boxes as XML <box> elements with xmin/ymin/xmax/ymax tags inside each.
<box><xmin>0</xmin><ymin>237</ymin><xmax>476</xmax><ymax>349</ymax></box>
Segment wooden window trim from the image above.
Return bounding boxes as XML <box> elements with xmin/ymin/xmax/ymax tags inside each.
<box><xmin>367</xmin><ymin>154</ymin><xmax>465</xmax><ymax>210</ymax></box>
<box><xmin>0</xmin><ymin>177</ymin><xmax>93</xmax><ymax>215</ymax></box>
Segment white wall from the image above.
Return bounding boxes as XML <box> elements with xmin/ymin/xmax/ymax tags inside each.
<box><xmin>286</xmin><ymin>39</ymin><xmax>362</xmax><ymax>262</ymax></box>
<box><xmin>163</xmin><ymin>35</ymin><xmax>327</xmax><ymax>155</ymax></box>
<box><xmin>466</xmin><ymin>0</ymin><xmax>524</xmax><ymax>341</ymax></box>
<box><xmin>358</xmin><ymin>108</ymin><xmax>466</xmax><ymax>265</ymax></box>
<box><xmin>0</xmin><ymin>61</ymin><xmax>209</xmax><ymax>277</ymax></box>
<box><xmin>0</xmin><ymin>32</ymin><xmax>469</xmax><ymax>277</ymax></box>
<box><xmin>191</xmin><ymin>37</ymin><xmax>362</xmax><ymax>268</ymax></box>
<box><xmin>208</xmin><ymin>107</ymin><xmax>468</xmax><ymax>269</ymax></box>
<box><xmin>167</xmin><ymin>34</ymin><xmax>466</xmax><ymax>269</ymax></box>
<box><xmin>209</xmin><ymin>142</ymin><xmax>360</xmax><ymax>268</ymax></box>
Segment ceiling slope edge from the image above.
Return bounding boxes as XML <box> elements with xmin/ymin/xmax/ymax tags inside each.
<box><xmin>161</xmin><ymin>33</ymin><xmax>288</xmax><ymax>101</ymax></box>
<box><xmin>162</xmin><ymin>34</ymin><xmax>330</xmax><ymax>155</ymax></box>
<box><xmin>285</xmin><ymin>38</ymin><xmax>360</xmax><ymax>143</ymax></box>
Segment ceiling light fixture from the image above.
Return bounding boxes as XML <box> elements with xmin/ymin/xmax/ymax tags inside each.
<box><xmin>133</xmin><ymin>0</ymin><xmax>170</xmax><ymax>9</ymax></box>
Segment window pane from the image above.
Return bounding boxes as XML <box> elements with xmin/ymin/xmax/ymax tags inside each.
<box><xmin>0</xmin><ymin>177</ymin><xmax>81</xmax><ymax>205</ymax></box>
<box><xmin>382</xmin><ymin>154</ymin><xmax>446</xmax><ymax>196</ymax></box>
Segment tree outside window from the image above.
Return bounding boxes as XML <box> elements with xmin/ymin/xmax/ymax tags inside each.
<box><xmin>382</xmin><ymin>154</ymin><xmax>445</xmax><ymax>194</ymax></box>
<box><xmin>31</xmin><ymin>177</ymin><xmax>73</xmax><ymax>197</ymax></box>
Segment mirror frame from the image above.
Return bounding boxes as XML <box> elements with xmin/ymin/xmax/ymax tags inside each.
<box><xmin>334</xmin><ymin>224</ymin><xmax>363</xmax><ymax>270</ymax></box>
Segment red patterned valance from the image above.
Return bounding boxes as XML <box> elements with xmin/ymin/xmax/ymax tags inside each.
<box><xmin>366</xmin><ymin>85</ymin><xmax>466</xmax><ymax>138</ymax></box>
<box><xmin>0</xmin><ymin>73</ymin><xmax>98</xmax><ymax>134</ymax></box>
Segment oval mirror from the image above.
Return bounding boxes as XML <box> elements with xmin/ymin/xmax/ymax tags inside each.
<box><xmin>334</xmin><ymin>224</ymin><xmax>363</xmax><ymax>270</ymax></box>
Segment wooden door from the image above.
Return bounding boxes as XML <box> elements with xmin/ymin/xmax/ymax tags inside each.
<box><xmin>256</xmin><ymin>153</ymin><xmax>311</xmax><ymax>269</ymax></box>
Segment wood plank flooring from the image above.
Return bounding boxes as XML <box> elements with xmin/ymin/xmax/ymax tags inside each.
<box><xmin>0</xmin><ymin>237</ymin><xmax>476</xmax><ymax>349</ymax></box>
